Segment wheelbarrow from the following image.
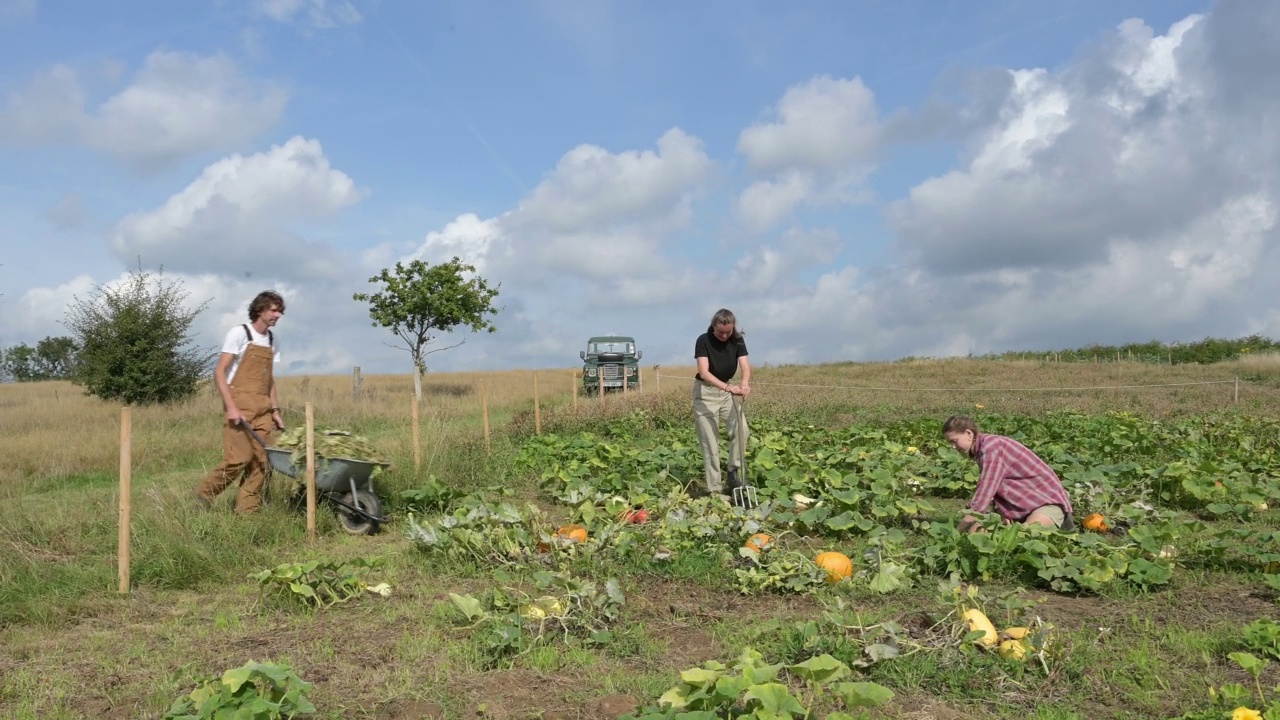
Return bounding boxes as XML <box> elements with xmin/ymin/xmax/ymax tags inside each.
<box><xmin>242</xmin><ymin>421</ymin><xmax>390</xmax><ymax>535</ymax></box>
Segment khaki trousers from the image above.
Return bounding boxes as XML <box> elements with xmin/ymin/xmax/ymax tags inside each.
<box><xmin>692</xmin><ymin>379</ymin><xmax>748</xmax><ymax>493</ymax></box>
<box><xmin>196</xmin><ymin>343</ymin><xmax>275</xmax><ymax>513</ymax></box>
<box><xmin>196</xmin><ymin>407</ymin><xmax>275</xmax><ymax>512</ymax></box>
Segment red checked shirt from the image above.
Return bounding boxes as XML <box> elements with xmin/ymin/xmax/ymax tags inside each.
<box><xmin>969</xmin><ymin>434</ymin><xmax>1073</xmax><ymax>523</ymax></box>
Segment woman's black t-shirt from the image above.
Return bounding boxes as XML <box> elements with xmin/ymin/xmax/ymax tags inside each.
<box><xmin>694</xmin><ymin>332</ymin><xmax>748</xmax><ymax>383</ymax></box>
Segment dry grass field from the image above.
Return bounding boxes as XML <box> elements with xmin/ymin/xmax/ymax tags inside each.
<box><xmin>2</xmin><ymin>356</ymin><xmax>1279</xmax><ymax>720</ymax></box>
<box><xmin>3</xmin><ymin>356</ymin><xmax>1275</xmax><ymax>490</ymax></box>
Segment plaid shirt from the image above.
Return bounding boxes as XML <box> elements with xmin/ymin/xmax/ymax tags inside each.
<box><xmin>969</xmin><ymin>434</ymin><xmax>1072</xmax><ymax>522</ymax></box>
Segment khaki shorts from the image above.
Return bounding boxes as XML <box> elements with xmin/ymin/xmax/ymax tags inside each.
<box><xmin>1029</xmin><ymin>504</ymin><xmax>1066</xmax><ymax>528</ymax></box>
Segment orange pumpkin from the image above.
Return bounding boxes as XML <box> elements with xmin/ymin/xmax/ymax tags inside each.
<box><xmin>556</xmin><ymin>524</ymin><xmax>588</xmax><ymax>543</ymax></box>
<box><xmin>814</xmin><ymin>551</ymin><xmax>853</xmax><ymax>583</ymax></box>
<box><xmin>1083</xmin><ymin>513</ymin><xmax>1109</xmax><ymax>532</ymax></box>
<box><xmin>621</xmin><ymin>509</ymin><xmax>650</xmax><ymax>524</ymax></box>
<box><xmin>744</xmin><ymin>533</ymin><xmax>774</xmax><ymax>553</ymax></box>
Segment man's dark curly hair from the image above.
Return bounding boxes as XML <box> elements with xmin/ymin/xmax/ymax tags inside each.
<box><xmin>248</xmin><ymin>291</ymin><xmax>285</xmax><ymax>321</ymax></box>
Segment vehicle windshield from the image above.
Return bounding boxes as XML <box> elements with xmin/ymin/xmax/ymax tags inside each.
<box><xmin>589</xmin><ymin>342</ymin><xmax>633</xmax><ymax>355</ymax></box>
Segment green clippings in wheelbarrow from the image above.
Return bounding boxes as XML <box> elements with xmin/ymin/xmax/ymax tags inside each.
<box><xmin>272</xmin><ymin>426</ymin><xmax>388</xmax><ymax>468</ymax></box>
<box><xmin>264</xmin><ymin>448</ymin><xmax>390</xmax><ymax>494</ymax></box>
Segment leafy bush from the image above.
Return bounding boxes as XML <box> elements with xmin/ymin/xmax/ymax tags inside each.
<box><xmin>62</xmin><ymin>266</ymin><xmax>215</xmax><ymax>405</ymax></box>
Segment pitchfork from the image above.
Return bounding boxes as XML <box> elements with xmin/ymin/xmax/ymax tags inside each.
<box><xmin>730</xmin><ymin>395</ymin><xmax>758</xmax><ymax>509</ymax></box>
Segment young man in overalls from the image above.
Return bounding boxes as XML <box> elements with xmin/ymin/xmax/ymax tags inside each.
<box><xmin>195</xmin><ymin>291</ymin><xmax>286</xmax><ymax>513</ymax></box>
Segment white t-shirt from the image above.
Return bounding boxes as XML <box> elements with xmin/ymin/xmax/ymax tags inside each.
<box><xmin>220</xmin><ymin>324</ymin><xmax>282</xmax><ymax>384</ymax></box>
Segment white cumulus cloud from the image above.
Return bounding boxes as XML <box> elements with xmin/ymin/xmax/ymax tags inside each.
<box><xmin>110</xmin><ymin>136</ymin><xmax>363</xmax><ymax>279</ymax></box>
<box><xmin>0</xmin><ymin>50</ymin><xmax>287</xmax><ymax>170</ymax></box>
<box><xmin>735</xmin><ymin>75</ymin><xmax>884</xmax><ymax>232</ymax></box>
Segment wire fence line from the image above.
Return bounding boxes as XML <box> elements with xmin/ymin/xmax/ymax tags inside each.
<box><xmin>654</xmin><ymin>373</ymin><xmax>1239</xmax><ymax>394</ymax></box>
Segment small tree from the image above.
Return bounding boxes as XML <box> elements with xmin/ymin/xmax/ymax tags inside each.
<box><xmin>353</xmin><ymin>257</ymin><xmax>500</xmax><ymax>401</ymax></box>
<box><xmin>0</xmin><ymin>337</ymin><xmax>79</xmax><ymax>381</ymax></box>
<box><xmin>1</xmin><ymin>344</ymin><xmax>38</xmax><ymax>382</ymax></box>
<box><xmin>63</xmin><ymin>267</ymin><xmax>216</xmax><ymax>405</ymax></box>
<box><xmin>35</xmin><ymin>336</ymin><xmax>79</xmax><ymax>378</ymax></box>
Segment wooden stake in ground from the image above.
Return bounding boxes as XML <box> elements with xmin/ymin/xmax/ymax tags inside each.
<box><xmin>533</xmin><ymin>371</ymin><xmax>541</xmax><ymax>435</ymax></box>
<box><xmin>571</xmin><ymin>370</ymin><xmax>578</xmax><ymax>413</ymax></box>
<box><xmin>656</xmin><ymin>365</ymin><xmax>661</xmax><ymax>393</ymax></box>
<box><xmin>623</xmin><ymin>367</ymin><xmax>629</xmax><ymax>398</ymax></box>
<box><xmin>1235</xmin><ymin>376</ymin><xmax>1240</xmax><ymax>404</ymax></box>
<box><xmin>481</xmin><ymin>381</ymin><xmax>491</xmax><ymax>453</ymax></box>
<box><xmin>305</xmin><ymin>402</ymin><xmax>316</xmax><ymax>539</ymax></box>
<box><xmin>117</xmin><ymin>406</ymin><xmax>132</xmax><ymax>595</ymax></box>
<box><xmin>411</xmin><ymin>395</ymin><xmax>421</xmax><ymax>471</ymax></box>
<box><xmin>352</xmin><ymin>366</ymin><xmax>362</xmax><ymax>400</ymax></box>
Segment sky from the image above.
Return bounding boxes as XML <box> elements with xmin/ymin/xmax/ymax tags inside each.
<box><xmin>2</xmin><ymin>0</ymin><xmax>1278</xmax><ymax>376</ymax></box>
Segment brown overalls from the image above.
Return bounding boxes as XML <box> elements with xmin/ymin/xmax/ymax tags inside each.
<box><xmin>196</xmin><ymin>331</ymin><xmax>276</xmax><ymax>512</ymax></box>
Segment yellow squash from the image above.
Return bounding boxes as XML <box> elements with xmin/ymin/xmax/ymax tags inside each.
<box><xmin>1003</xmin><ymin>627</ymin><xmax>1029</xmax><ymax>640</ymax></box>
<box><xmin>999</xmin><ymin>639</ymin><xmax>1028</xmax><ymax>660</ymax></box>
<box><xmin>963</xmin><ymin>609</ymin><xmax>998</xmax><ymax>647</ymax></box>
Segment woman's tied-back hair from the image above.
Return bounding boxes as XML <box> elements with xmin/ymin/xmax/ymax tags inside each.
<box><xmin>707</xmin><ymin>308</ymin><xmax>744</xmax><ymax>339</ymax></box>
<box><xmin>248</xmin><ymin>291</ymin><xmax>286</xmax><ymax>321</ymax></box>
<box><xmin>942</xmin><ymin>415</ymin><xmax>980</xmax><ymax>436</ymax></box>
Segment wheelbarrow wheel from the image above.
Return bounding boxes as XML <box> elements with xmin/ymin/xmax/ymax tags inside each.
<box><xmin>336</xmin><ymin>489</ymin><xmax>382</xmax><ymax>536</ymax></box>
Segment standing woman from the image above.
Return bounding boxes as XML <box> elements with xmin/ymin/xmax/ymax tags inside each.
<box><xmin>692</xmin><ymin>308</ymin><xmax>752</xmax><ymax>500</ymax></box>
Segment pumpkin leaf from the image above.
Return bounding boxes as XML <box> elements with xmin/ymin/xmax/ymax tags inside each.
<box><xmin>868</xmin><ymin>562</ymin><xmax>908</xmax><ymax>594</ymax></box>
<box><xmin>1229</xmin><ymin>651</ymin><xmax>1266</xmax><ymax>676</ymax></box>
<box><xmin>824</xmin><ymin>511</ymin><xmax>858</xmax><ymax>531</ymax></box>
<box><xmin>743</xmin><ymin>683</ymin><xmax>806</xmax><ymax>715</ymax></box>
<box><xmin>657</xmin><ymin>686</ymin><xmax>691</xmax><ymax>709</ymax></box>
<box><xmin>448</xmin><ymin>593</ymin><xmax>486</xmax><ymax>623</ymax></box>
<box><xmin>740</xmin><ymin>660</ymin><xmax>784</xmax><ymax>685</ymax></box>
<box><xmin>833</xmin><ymin>681</ymin><xmax>895</xmax><ymax>708</ymax></box>
<box><xmin>863</xmin><ymin>643</ymin><xmax>900</xmax><ymax>664</ymax></box>
<box><xmin>678</xmin><ymin>667</ymin><xmax>722</xmax><ymax>687</ymax></box>
<box><xmin>787</xmin><ymin>654</ymin><xmax>849</xmax><ymax>683</ymax></box>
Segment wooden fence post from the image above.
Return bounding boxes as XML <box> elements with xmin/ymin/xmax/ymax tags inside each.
<box><xmin>656</xmin><ymin>365</ymin><xmax>661</xmax><ymax>393</ymax></box>
<box><xmin>571</xmin><ymin>370</ymin><xmax>578</xmax><ymax>413</ymax></box>
<box><xmin>1235</xmin><ymin>377</ymin><xmax>1240</xmax><ymax>404</ymax></box>
<box><xmin>533</xmin><ymin>371</ymin><xmax>542</xmax><ymax>435</ymax></box>
<box><xmin>481</xmin><ymin>381</ymin><xmax>491</xmax><ymax>453</ymax></box>
<box><xmin>118</xmin><ymin>406</ymin><xmax>132</xmax><ymax>594</ymax></box>
<box><xmin>352</xmin><ymin>366</ymin><xmax>362</xmax><ymax>400</ymax></box>
<box><xmin>306</xmin><ymin>402</ymin><xmax>316</xmax><ymax>539</ymax></box>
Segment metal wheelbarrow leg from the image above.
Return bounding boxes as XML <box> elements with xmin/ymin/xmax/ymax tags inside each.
<box><xmin>730</xmin><ymin>397</ymin><xmax>758</xmax><ymax>509</ymax></box>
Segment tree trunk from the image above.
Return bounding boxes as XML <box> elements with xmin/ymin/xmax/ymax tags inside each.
<box><xmin>413</xmin><ymin>364</ymin><xmax>423</xmax><ymax>403</ymax></box>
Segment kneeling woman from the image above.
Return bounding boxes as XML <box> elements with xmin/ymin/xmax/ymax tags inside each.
<box><xmin>942</xmin><ymin>415</ymin><xmax>1074</xmax><ymax>533</ymax></box>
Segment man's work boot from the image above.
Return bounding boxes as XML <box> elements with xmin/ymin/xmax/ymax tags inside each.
<box><xmin>726</xmin><ymin>468</ymin><xmax>740</xmax><ymax>490</ymax></box>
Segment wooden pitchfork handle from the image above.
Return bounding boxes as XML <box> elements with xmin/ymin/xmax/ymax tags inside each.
<box><xmin>734</xmin><ymin>395</ymin><xmax>747</xmax><ymax>478</ymax></box>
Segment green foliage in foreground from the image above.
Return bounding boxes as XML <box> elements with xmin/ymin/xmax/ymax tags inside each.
<box><xmin>163</xmin><ymin>661</ymin><xmax>315</xmax><ymax>719</ymax></box>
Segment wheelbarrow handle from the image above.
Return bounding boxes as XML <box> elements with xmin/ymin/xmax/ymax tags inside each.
<box><xmin>239</xmin><ymin>419</ymin><xmax>270</xmax><ymax>449</ymax></box>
